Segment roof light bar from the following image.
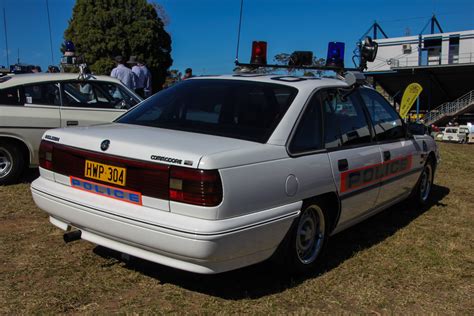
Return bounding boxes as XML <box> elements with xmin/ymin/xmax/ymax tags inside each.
<box><xmin>235</xmin><ymin>40</ymin><xmax>364</xmax><ymax>74</ymax></box>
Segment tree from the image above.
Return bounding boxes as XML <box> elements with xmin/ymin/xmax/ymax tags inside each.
<box><xmin>63</xmin><ymin>0</ymin><xmax>172</xmax><ymax>92</ymax></box>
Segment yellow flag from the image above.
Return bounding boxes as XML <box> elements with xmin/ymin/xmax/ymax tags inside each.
<box><xmin>400</xmin><ymin>83</ymin><xmax>423</xmax><ymax>119</ymax></box>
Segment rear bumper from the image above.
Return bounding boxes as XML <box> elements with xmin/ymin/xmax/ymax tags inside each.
<box><xmin>31</xmin><ymin>177</ymin><xmax>300</xmax><ymax>274</ymax></box>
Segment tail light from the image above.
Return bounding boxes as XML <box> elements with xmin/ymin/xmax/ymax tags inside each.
<box><xmin>250</xmin><ymin>41</ymin><xmax>267</xmax><ymax>65</ymax></box>
<box><xmin>39</xmin><ymin>140</ymin><xmax>54</xmax><ymax>170</ymax></box>
<box><xmin>169</xmin><ymin>166</ymin><xmax>222</xmax><ymax>207</ymax></box>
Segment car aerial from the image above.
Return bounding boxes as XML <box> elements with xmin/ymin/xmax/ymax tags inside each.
<box><xmin>31</xmin><ymin>72</ymin><xmax>440</xmax><ymax>274</ymax></box>
<box><xmin>0</xmin><ymin>72</ymin><xmax>142</xmax><ymax>184</ymax></box>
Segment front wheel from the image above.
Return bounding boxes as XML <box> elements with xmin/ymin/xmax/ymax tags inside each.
<box><xmin>0</xmin><ymin>143</ymin><xmax>24</xmax><ymax>185</ymax></box>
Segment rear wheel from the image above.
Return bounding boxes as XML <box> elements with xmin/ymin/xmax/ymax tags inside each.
<box><xmin>0</xmin><ymin>143</ymin><xmax>24</xmax><ymax>185</ymax></box>
<box><xmin>411</xmin><ymin>159</ymin><xmax>435</xmax><ymax>206</ymax></box>
<box><xmin>278</xmin><ymin>202</ymin><xmax>328</xmax><ymax>274</ymax></box>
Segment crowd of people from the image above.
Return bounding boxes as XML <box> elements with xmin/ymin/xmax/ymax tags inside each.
<box><xmin>110</xmin><ymin>55</ymin><xmax>152</xmax><ymax>98</ymax></box>
<box><xmin>14</xmin><ymin>55</ymin><xmax>194</xmax><ymax>99</ymax></box>
<box><xmin>111</xmin><ymin>55</ymin><xmax>195</xmax><ymax>96</ymax></box>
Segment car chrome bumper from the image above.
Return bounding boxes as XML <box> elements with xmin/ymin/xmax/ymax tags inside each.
<box><xmin>31</xmin><ymin>177</ymin><xmax>300</xmax><ymax>274</ymax></box>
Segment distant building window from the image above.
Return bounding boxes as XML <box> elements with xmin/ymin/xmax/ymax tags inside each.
<box><xmin>402</xmin><ymin>44</ymin><xmax>412</xmax><ymax>54</ymax></box>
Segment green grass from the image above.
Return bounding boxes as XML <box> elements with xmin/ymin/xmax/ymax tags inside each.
<box><xmin>1</xmin><ymin>142</ymin><xmax>473</xmax><ymax>314</ymax></box>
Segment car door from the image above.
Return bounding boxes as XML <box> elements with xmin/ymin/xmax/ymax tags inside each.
<box><xmin>20</xmin><ymin>83</ymin><xmax>61</xmax><ymax>129</ymax></box>
<box><xmin>59</xmin><ymin>81</ymin><xmax>140</xmax><ymax>127</ymax></box>
<box><xmin>0</xmin><ymin>83</ymin><xmax>61</xmax><ymax>163</ymax></box>
<box><xmin>320</xmin><ymin>89</ymin><xmax>382</xmax><ymax>228</ymax></box>
<box><xmin>358</xmin><ymin>88</ymin><xmax>422</xmax><ymax>206</ymax></box>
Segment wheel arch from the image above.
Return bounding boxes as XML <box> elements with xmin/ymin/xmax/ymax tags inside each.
<box><xmin>427</xmin><ymin>151</ymin><xmax>437</xmax><ymax>172</ymax></box>
<box><xmin>0</xmin><ymin>135</ymin><xmax>33</xmax><ymax>166</ymax></box>
<box><xmin>303</xmin><ymin>191</ymin><xmax>341</xmax><ymax>234</ymax></box>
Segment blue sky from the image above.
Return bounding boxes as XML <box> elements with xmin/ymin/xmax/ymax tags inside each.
<box><xmin>1</xmin><ymin>0</ymin><xmax>473</xmax><ymax>74</ymax></box>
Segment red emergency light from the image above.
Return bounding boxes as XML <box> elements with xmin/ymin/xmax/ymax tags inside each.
<box><xmin>250</xmin><ymin>41</ymin><xmax>267</xmax><ymax>65</ymax></box>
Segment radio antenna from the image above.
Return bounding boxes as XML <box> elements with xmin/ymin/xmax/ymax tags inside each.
<box><xmin>235</xmin><ymin>0</ymin><xmax>244</xmax><ymax>63</ymax></box>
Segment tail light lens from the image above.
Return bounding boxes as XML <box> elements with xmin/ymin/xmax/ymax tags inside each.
<box><xmin>169</xmin><ymin>166</ymin><xmax>222</xmax><ymax>207</ymax></box>
<box><xmin>250</xmin><ymin>41</ymin><xmax>267</xmax><ymax>65</ymax></box>
<box><xmin>39</xmin><ymin>140</ymin><xmax>54</xmax><ymax>170</ymax></box>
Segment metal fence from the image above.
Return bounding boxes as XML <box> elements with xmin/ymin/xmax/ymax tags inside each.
<box><xmin>391</xmin><ymin>52</ymin><xmax>474</xmax><ymax>68</ymax></box>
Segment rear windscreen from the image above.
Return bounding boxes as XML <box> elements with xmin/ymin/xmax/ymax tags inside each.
<box><xmin>117</xmin><ymin>79</ymin><xmax>298</xmax><ymax>143</ymax></box>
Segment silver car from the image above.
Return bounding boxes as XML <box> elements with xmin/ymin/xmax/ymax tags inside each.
<box><xmin>0</xmin><ymin>73</ymin><xmax>141</xmax><ymax>184</ymax></box>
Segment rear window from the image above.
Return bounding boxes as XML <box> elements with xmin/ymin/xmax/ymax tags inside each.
<box><xmin>117</xmin><ymin>79</ymin><xmax>298</xmax><ymax>143</ymax></box>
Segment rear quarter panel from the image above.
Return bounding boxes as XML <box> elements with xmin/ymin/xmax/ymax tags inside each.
<box><xmin>215</xmin><ymin>149</ymin><xmax>336</xmax><ymax>219</ymax></box>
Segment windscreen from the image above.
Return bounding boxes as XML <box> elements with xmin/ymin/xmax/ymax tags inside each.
<box><xmin>117</xmin><ymin>79</ymin><xmax>298</xmax><ymax>143</ymax></box>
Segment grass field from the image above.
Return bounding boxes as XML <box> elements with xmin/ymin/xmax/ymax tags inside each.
<box><xmin>1</xmin><ymin>142</ymin><xmax>473</xmax><ymax>314</ymax></box>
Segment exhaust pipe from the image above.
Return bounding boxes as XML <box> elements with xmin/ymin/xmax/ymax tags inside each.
<box><xmin>63</xmin><ymin>230</ymin><xmax>82</xmax><ymax>243</ymax></box>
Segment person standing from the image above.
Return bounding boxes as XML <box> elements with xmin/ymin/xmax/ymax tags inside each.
<box><xmin>128</xmin><ymin>56</ymin><xmax>152</xmax><ymax>98</ymax></box>
<box><xmin>111</xmin><ymin>56</ymin><xmax>135</xmax><ymax>90</ymax></box>
<box><xmin>182</xmin><ymin>68</ymin><xmax>193</xmax><ymax>80</ymax></box>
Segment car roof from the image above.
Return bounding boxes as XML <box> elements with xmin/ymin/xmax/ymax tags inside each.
<box><xmin>0</xmin><ymin>73</ymin><xmax>123</xmax><ymax>89</ymax></box>
<box><xmin>189</xmin><ymin>74</ymin><xmax>350</xmax><ymax>90</ymax></box>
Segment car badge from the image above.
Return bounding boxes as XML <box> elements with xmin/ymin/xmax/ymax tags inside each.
<box><xmin>100</xmin><ymin>140</ymin><xmax>110</xmax><ymax>151</ymax></box>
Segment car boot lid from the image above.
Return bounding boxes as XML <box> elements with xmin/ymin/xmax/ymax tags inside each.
<box><xmin>42</xmin><ymin>123</ymin><xmax>277</xmax><ymax>169</ymax></box>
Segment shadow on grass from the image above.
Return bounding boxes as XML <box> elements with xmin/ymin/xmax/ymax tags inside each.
<box><xmin>93</xmin><ymin>184</ymin><xmax>450</xmax><ymax>300</ymax></box>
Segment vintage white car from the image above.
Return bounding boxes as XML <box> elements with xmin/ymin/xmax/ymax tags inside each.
<box><xmin>441</xmin><ymin>126</ymin><xmax>469</xmax><ymax>143</ymax></box>
<box><xmin>0</xmin><ymin>73</ymin><xmax>142</xmax><ymax>184</ymax></box>
<box><xmin>31</xmin><ymin>74</ymin><xmax>439</xmax><ymax>274</ymax></box>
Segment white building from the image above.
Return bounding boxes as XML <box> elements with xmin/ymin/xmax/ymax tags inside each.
<box><xmin>367</xmin><ymin>30</ymin><xmax>474</xmax><ymax>72</ymax></box>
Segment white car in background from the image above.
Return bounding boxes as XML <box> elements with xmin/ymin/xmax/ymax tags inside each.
<box><xmin>441</xmin><ymin>126</ymin><xmax>469</xmax><ymax>143</ymax></box>
<box><xmin>31</xmin><ymin>74</ymin><xmax>439</xmax><ymax>274</ymax></box>
<box><xmin>0</xmin><ymin>73</ymin><xmax>142</xmax><ymax>184</ymax></box>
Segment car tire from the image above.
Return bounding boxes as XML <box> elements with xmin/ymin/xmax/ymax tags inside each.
<box><xmin>411</xmin><ymin>159</ymin><xmax>435</xmax><ymax>207</ymax></box>
<box><xmin>0</xmin><ymin>142</ymin><xmax>24</xmax><ymax>185</ymax></box>
<box><xmin>274</xmin><ymin>202</ymin><xmax>328</xmax><ymax>275</ymax></box>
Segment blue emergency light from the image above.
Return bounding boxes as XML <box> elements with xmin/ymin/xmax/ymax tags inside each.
<box><xmin>65</xmin><ymin>40</ymin><xmax>76</xmax><ymax>53</ymax></box>
<box><xmin>325</xmin><ymin>42</ymin><xmax>345</xmax><ymax>68</ymax></box>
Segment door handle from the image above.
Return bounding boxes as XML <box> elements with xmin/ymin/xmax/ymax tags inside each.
<box><xmin>67</xmin><ymin>120</ymin><xmax>78</xmax><ymax>126</ymax></box>
<box><xmin>338</xmin><ymin>159</ymin><xmax>349</xmax><ymax>171</ymax></box>
<box><xmin>383</xmin><ymin>151</ymin><xmax>391</xmax><ymax>161</ymax></box>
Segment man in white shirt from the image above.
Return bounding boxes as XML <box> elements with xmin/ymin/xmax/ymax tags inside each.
<box><xmin>110</xmin><ymin>56</ymin><xmax>135</xmax><ymax>90</ymax></box>
<box><xmin>128</xmin><ymin>56</ymin><xmax>152</xmax><ymax>98</ymax></box>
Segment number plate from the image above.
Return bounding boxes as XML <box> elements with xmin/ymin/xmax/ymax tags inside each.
<box><xmin>84</xmin><ymin>160</ymin><xmax>126</xmax><ymax>186</ymax></box>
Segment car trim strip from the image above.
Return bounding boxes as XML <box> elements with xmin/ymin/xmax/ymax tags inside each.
<box><xmin>340</xmin><ymin>166</ymin><xmax>422</xmax><ymax>200</ymax></box>
<box><xmin>0</xmin><ymin>126</ymin><xmax>54</xmax><ymax>129</ymax></box>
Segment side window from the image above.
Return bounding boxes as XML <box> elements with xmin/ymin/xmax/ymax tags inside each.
<box><xmin>289</xmin><ymin>92</ymin><xmax>323</xmax><ymax>153</ymax></box>
<box><xmin>359</xmin><ymin>88</ymin><xmax>406</xmax><ymax>141</ymax></box>
<box><xmin>322</xmin><ymin>90</ymin><xmax>372</xmax><ymax>149</ymax></box>
<box><xmin>62</xmin><ymin>81</ymin><xmax>129</xmax><ymax>109</ymax></box>
<box><xmin>24</xmin><ymin>83</ymin><xmax>60</xmax><ymax>106</ymax></box>
<box><xmin>0</xmin><ymin>87</ymin><xmax>22</xmax><ymax>105</ymax></box>
<box><xmin>105</xmin><ymin>83</ymin><xmax>140</xmax><ymax>108</ymax></box>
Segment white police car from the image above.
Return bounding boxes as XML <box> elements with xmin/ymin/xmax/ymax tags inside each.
<box><xmin>31</xmin><ymin>40</ymin><xmax>439</xmax><ymax>274</ymax></box>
